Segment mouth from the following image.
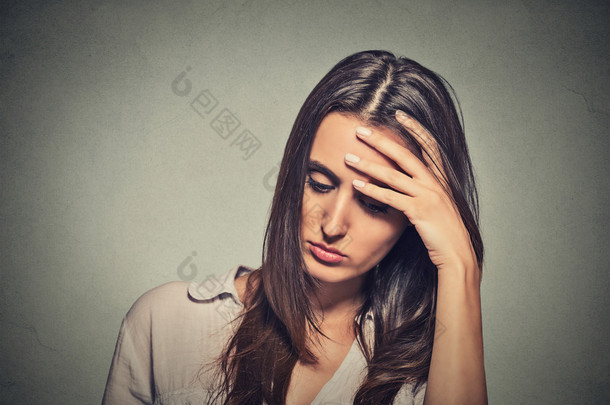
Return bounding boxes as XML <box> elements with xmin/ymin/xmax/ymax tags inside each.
<box><xmin>308</xmin><ymin>241</ymin><xmax>346</xmax><ymax>264</ymax></box>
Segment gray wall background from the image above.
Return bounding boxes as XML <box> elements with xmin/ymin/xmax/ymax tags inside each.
<box><xmin>1</xmin><ymin>0</ymin><xmax>608</xmax><ymax>404</ymax></box>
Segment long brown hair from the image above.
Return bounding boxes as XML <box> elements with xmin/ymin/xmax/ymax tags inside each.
<box><xmin>208</xmin><ymin>50</ymin><xmax>483</xmax><ymax>404</ymax></box>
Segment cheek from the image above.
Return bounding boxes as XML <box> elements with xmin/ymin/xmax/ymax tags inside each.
<box><xmin>360</xmin><ymin>221</ymin><xmax>406</xmax><ymax>257</ymax></box>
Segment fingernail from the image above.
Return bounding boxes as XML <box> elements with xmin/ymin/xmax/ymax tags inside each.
<box><xmin>352</xmin><ymin>179</ymin><xmax>366</xmax><ymax>188</ymax></box>
<box><xmin>356</xmin><ymin>127</ymin><xmax>372</xmax><ymax>137</ymax></box>
<box><xmin>395</xmin><ymin>110</ymin><xmax>409</xmax><ymax>122</ymax></box>
<box><xmin>345</xmin><ymin>153</ymin><xmax>360</xmax><ymax>163</ymax></box>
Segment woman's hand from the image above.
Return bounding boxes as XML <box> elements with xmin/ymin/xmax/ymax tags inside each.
<box><xmin>345</xmin><ymin>110</ymin><xmax>477</xmax><ymax>275</ymax></box>
<box><xmin>346</xmin><ymin>110</ymin><xmax>487</xmax><ymax>404</ymax></box>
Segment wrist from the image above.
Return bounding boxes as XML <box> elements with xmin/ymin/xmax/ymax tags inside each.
<box><xmin>437</xmin><ymin>256</ymin><xmax>481</xmax><ymax>287</ymax></box>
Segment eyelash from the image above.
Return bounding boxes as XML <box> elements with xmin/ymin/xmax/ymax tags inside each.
<box><xmin>305</xmin><ymin>176</ymin><xmax>389</xmax><ymax>216</ymax></box>
<box><xmin>305</xmin><ymin>177</ymin><xmax>333</xmax><ymax>193</ymax></box>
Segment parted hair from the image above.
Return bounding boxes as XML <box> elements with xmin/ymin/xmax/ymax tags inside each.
<box><xmin>207</xmin><ymin>50</ymin><xmax>483</xmax><ymax>405</ymax></box>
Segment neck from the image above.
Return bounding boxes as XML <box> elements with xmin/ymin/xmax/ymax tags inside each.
<box><xmin>309</xmin><ymin>274</ymin><xmax>366</xmax><ymax>323</ymax></box>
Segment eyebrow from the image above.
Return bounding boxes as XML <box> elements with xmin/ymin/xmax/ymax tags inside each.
<box><xmin>307</xmin><ymin>160</ymin><xmax>341</xmax><ymax>185</ymax></box>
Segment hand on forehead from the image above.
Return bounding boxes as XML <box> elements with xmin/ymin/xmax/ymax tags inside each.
<box><xmin>311</xmin><ymin>113</ymin><xmax>407</xmax><ymax>184</ymax></box>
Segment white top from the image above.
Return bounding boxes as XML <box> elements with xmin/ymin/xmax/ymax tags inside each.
<box><xmin>102</xmin><ymin>265</ymin><xmax>426</xmax><ymax>404</ymax></box>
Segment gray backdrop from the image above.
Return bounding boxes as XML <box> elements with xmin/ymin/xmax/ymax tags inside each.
<box><xmin>1</xmin><ymin>0</ymin><xmax>608</xmax><ymax>404</ymax></box>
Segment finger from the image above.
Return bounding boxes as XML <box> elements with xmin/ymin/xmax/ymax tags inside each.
<box><xmin>351</xmin><ymin>178</ymin><xmax>412</xmax><ymax>218</ymax></box>
<box><xmin>344</xmin><ymin>152</ymin><xmax>421</xmax><ymax>197</ymax></box>
<box><xmin>394</xmin><ymin>110</ymin><xmax>449</xmax><ymax>188</ymax></box>
<box><xmin>354</xmin><ymin>126</ymin><xmax>436</xmax><ymax>183</ymax></box>
<box><xmin>351</xmin><ymin>178</ymin><xmax>409</xmax><ymax>210</ymax></box>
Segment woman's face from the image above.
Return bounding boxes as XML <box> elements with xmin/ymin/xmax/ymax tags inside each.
<box><xmin>300</xmin><ymin>112</ymin><xmax>410</xmax><ymax>285</ymax></box>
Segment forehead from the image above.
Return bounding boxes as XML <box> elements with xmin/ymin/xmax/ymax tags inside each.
<box><xmin>310</xmin><ymin>112</ymin><xmax>405</xmax><ymax>172</ymax></box>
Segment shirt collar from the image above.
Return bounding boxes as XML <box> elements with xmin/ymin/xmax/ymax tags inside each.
<box><xmin>188</xmin><ymin>265</ymin><xmax>255</xmax><ymax>302</ymax></box>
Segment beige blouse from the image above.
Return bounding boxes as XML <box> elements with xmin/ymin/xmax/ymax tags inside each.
<box><xmin>102</xmin><ymin>265</ymin><xmax>426</xmax><ymax>404</ymax></box>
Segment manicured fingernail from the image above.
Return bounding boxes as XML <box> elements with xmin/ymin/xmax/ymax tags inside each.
<box><xmin>353</xmin><ymin>179</ymin><xmax>366</xmax><ymax>188</ymax></box>
<box><xmin>395</xmin><ymin>110</ymin><xmax>409</xmax><ymax>122</ymax></box>
<box><xmin>345</xmin><ymin>153</ymin><xmax>360</xmax><ymax>163</ymax></box>
<box><xmin>356</xmin><ymin>127</ymin><xmax>372</xmax><ymax>137</ymax></box>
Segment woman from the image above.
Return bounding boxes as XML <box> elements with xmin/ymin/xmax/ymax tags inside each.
<box><xmin>103</xmin><ymin>50</ymin><xmax>486</xmax><ymax>404</ymax></box>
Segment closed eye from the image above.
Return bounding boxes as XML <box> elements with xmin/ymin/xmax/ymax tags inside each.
<box><xmin>306</xmin><ymin>176</ymin><xmax>334</xmax><ymax>193</ymax></box>
<box><xmin>358</xmin><ymin>197</ymin><xmax>389</xmax><ymax>216</ymax></box>
<box><xmin>307</xmin><ymin>175</ymin><xmax>389</xmax><ymax>215</ymax></box>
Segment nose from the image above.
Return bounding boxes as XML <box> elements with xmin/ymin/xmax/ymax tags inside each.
<box><xmin>320</xmin><ymin>192</ymin><xmax>350</xmax><ymax>240</ymax></box>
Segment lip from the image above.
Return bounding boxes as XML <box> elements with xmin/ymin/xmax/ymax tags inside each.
<box><xmin>308</xmin><ymin>241</ymin><xmax>346</xmax><ymax>264</ymax></box>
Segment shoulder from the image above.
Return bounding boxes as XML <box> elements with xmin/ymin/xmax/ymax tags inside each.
<box><xmin>121</xmin><ymin>281</ymin><xmax>192</xmax><ymax>333</ymax></box>
<box><xmin>122</xmin><ymin>265</ymin><xmax>256</xmax><ymax>332</ymax></box>
<box><xmin>132</xmin><ymin>280</ymin><xmax>191</xmax><ymax>310</ymax></box>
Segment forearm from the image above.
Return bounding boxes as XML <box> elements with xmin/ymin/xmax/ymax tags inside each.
<box><xmin>424</xmin><ymin>263</ymin><xmax>487</xmax><ymax>405</ymax></box>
